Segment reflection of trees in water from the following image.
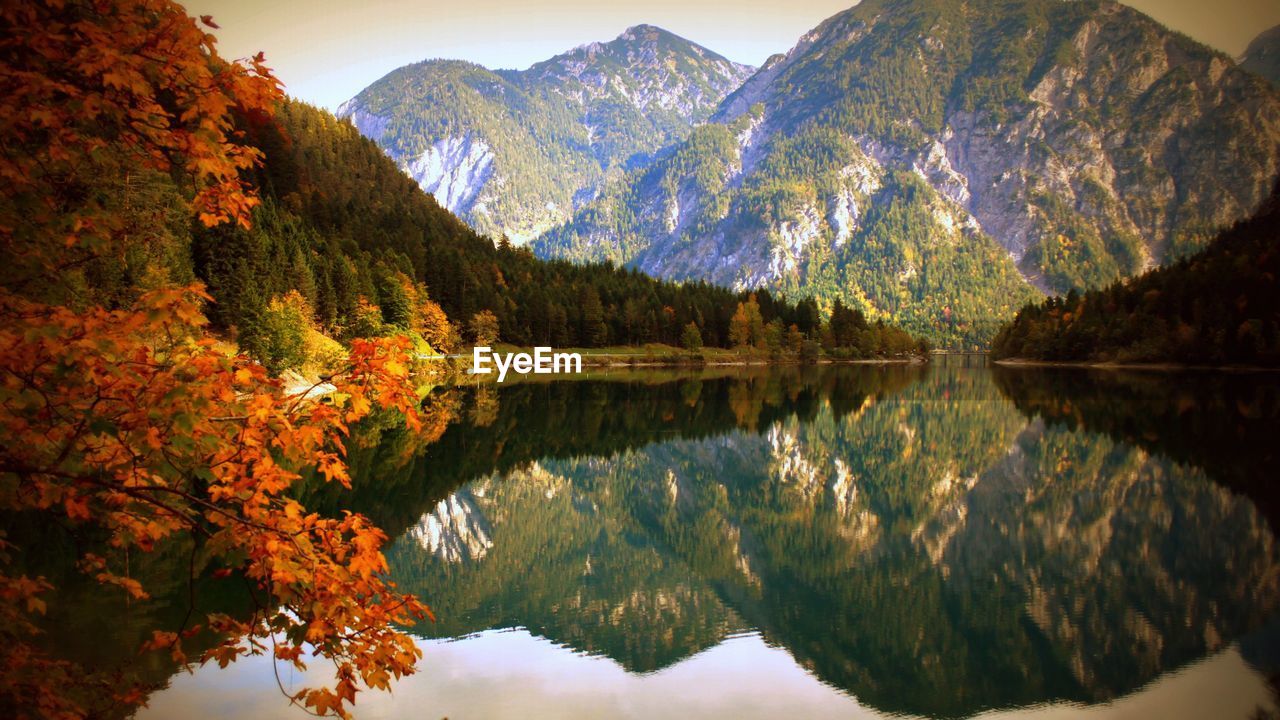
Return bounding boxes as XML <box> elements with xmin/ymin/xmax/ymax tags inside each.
<box><xmin>991</xmin><ymin>367</ymin><xmax>1280</xmax><ymax>526</ymax></box>
<box><xmin>25</xmin><ymin>366</ymin><xmax>1280</xmax><ymax>718</ymax></box>
<box><xmin>20</xmin><ymin>366</ymin><xmax>920</xmax><ymax>707</ymax></box>
<box><xmin>10</xmin><ymin>518</ymin><xmax>257</xmax><ymax>719</ymax></box>
<box><xmin>387</xmin><ymin>366</ymin><xmax>1280</xmax><ymax>718</ymax></box>
<box><xmin>308</xmin><ymin>366</ymin><xmax>925</xmax><ymax>542</ymax></box>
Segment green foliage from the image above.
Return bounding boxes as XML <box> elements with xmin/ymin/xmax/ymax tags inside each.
<box><xmin>239</xmin><ymin>292</ymin><xmax>311</xmax><ymax>376</ymax></box>
<box><xmin>1024</xmin><ymin>189</ymin><xmax>1141</xmax><ymax>290</ymax></box>
<box><xmin>371</xmin><ymin>270</ymin><xmax>411</xmax><ymax>329</ymax></box>
<box><xmin>187</xmin><ymin>100</ymin><xmax>929</xmax><ymax>363</ymax></box>
<box><xmin>681</xmin><ymin>322</ymin><xmax>704</xmax><ymax>351</ymax></box>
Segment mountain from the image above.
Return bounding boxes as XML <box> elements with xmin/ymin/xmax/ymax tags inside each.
<box><xmin>336</xmin><ymin>25</ymin><xmax>753</xmax><ymax>242</ymax></box>
<box><xmin>535</xmin><ymin>0</ymin><xmax>1280</xmax><ymax>348</ymax></box>
<box><xmin>991</xmin><ymin>181</ymin><xmax>1280</xmax><ymax>365</ymax></box>
<box><xmin>1241</xmin><ymin>25</ymin><xmax>1280</xmax><ymax>87</ymax></box>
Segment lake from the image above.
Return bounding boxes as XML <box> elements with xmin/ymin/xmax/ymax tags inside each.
<box><xmin>80</xmin><ymin>362</ymin><xmax>1280</xmax><ymax>718</ymax></box>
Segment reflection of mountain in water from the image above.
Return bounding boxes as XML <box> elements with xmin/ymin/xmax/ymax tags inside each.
<box><xmin>992</xmin><ymin>367</ymin><xmax>1280</xmax><ymax>526</ymax></box>
<box><xmin>406</xmin><ymin>490</ymin><xmax>494</xmax><ymax>563</ymax></box>
<box><xmin>384</xmin><ymin>366</ymin><xmax>1280</xmax><ymax>718</ymax></box>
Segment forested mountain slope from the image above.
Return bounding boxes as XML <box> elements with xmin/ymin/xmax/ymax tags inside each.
<box><xmin>536</xmin><ymin>0</ymin><xmax>1280</xmax><ymax>348</ymax></box>
<box><xmin>992</xmin><ymin>182</ymin><xmax>1280</xmax><ymax>365</ymax></box>
<box><xmin>1241</xmin><ymin>25</ymin><xmax>1280</xmax><ymax>87</ymax></box>
<box><xmin>198</xmin><ymin>100</ymin><xmax>921</xmax><ymax>358</ymax></box>
<box><xmin>336</xmin><ymin>26</ymin><xmax>753</xmax><ymax>241</ymax></box>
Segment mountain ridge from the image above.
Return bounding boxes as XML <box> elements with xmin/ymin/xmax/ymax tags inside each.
<box><xmin>337</xmin><ymin>25</ymin><xmax>753</xmax><ymax>241</ymax></box>
<box><xmin>535</xmin><ymin>0</ymin><xmax>1280</xmax><ymax>348</ymax></box>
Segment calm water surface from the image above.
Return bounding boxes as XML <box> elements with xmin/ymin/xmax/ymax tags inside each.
<box><xmin>108</xmin><ymin>363</ymin><xmax>1280</xmax><ymax>717</ymax></box>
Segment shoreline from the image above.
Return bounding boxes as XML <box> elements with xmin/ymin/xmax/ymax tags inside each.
<box><xmin>430</xmin><ymin>353</ymin><xmax>929</xmax><ymax>388</ymax></box>
<box><xmin>575</xmin><ymin>356</ymin><xmax>928</xmax><ymax>369</ymax></box>
<box><xmin>431</xmin><ymin>345</ymin><xmax>929</xmax><ymax>370</ymax></box>
<box><xmin>994</xmin><ymin>358</ymin><xmax>1280</xmax><ymax>373</ymax></box>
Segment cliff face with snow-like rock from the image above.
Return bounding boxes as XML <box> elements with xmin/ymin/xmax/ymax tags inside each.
<box><xmin>334</xmin><ymin>98</ymin><xmax>389</xmax><ymax>142</ymax></box>
<box><xmin>405</xmin><ymin>490</ymin><xmax>493</xmax><ymax>563</ymax></box>
<box><xmin>337</xmin><ymin>27</ymin><xmax>752</xmax><ymax>242</ymax></box>
<box><xmin>402</xmin><ymin>134</ymin><xmax>495</xmax><ymax>215</ymax></box>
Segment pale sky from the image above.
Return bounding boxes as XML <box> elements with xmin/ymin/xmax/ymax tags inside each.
<box><xmin>182</xmin><ymin>0</ymin><xmax>1280</xmax><ymax>110</ymax></box>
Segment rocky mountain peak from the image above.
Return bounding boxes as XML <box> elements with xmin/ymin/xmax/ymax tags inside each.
<box><xmin>617</xmin><ymin>24</ymin><xmax>668</xmax><ymax>43</ymax></box>
<box><xmin>530</xmin><ymin>23</ymin><xmax>753</xmax><ymax>88</ymax></box>
<box><xmin>339</xmin><ymin>26</ymin><xmax>755</xmax><ymax>242</ymax></box>
<box><xmin>537</xmin><ymin>0</ymin><xmax>1280</xmax><ymax>348</ymax></box>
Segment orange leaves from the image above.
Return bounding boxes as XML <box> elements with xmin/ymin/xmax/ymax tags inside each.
<box><xmin>344</xmin><ymin>394</ymin><xmax>373</xmax><ymax>424</ymax></box>
<box><xmin>0</xmin><ymin>1</ymin><xmax>432</xmax><ymax>716</ymax></box>
<box><xmin>2</xmin><ymin>288</ymin><xmax>431</xmax><ymax>715</ymax></box>
<box><xmin>304</xmin><ymin>687</ymin><xmax>352</xmax><ymax>719</ymax></box>
<box><xmin>143</xmin><ymin>631</ymin><xmax>187</xmax><ymax>664</ymax></box>
<box><xmin>4</xmin><ymin>282</ymin><xmax>432</xmax><ymax>715</ymax></box>
<box><xmin>0</xmin><ymin>0</ymin><xmax>282</xmax><ymax>286</ymax></box>
<box><xmin>62</xmin><ymin>494</ymin><xmax>90</xmax><ymax>521</ymax></box>
<box><xmin>316</xmin><ymin>452</ymin><xmax>351</xmax><ymax>487</ymax></box>
<box><xmin>0</xmin><ymin>573</ymin><xmax>53</xmax><ymax>617</ymax></box>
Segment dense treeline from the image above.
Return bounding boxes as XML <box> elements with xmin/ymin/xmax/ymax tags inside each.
<box><xmin>195</xmin><ymin>100</ymin><xmax>926</xmax><ymax>367</ymax></box>
<box><xmin>992</xmin><ymin>183</ymin><xmax>1280</xmax><ymax>365</ymax></box>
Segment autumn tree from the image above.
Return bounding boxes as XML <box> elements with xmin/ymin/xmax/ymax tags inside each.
<box><xmin>469</xmin><ymin>309</ymin><xmax>501</xmax><ymax>346</ymax></box>
<box><xmin>730</xmin><ymin>303</ymin><xmax>751</xmax><ymax>348</ymax></box>
<box><xmin>0</xmin><ymin>2</ymin><xmax>431</xmax><ymax>717</ymax></box>
<box><xmin>729</xmin><ymin>295</ymin><xmax>765</xmax><ymax>349</ymax></box>
<box><xmin>415</xmin><ymin>295</ymin><xmax>454</xmax><ymax>353</ymax></box>
<box><xmin>388</xmin><ymin>271</ymin><xmax>453</xmax><ymax>353</ymax></box>
<box><xmin>348</xmin><ymin>297</ymin><xmax>388</xmax><ymax>339</ymax></box>
<box><xmin>786</xmin><ymin>324</ymin><xmax>805</xmax><ymax>354</ymax></box>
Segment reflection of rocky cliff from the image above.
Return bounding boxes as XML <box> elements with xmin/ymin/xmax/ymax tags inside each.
<box><xmin>384</xmin><ymin>367</ymin><xmax>1280</xmax><ymax>718</ymax></box>
<box><xmin>387</xmin><ymin>462</ymin><xmax>743</xmax><ymax>673</ymax></box>
<box><xmin>991</xmin><ymin>367</ymin><xmax>1280</xmax><ymax>526</ymax></box>
<box><xmin>303</xmin><ymin>365</ymin><xmax>921</xmax><ymax>544</ymax></box>
<box><xmin>405</xmin><ymin>490</ymin><xmax>494</xmax><ymax>563</ymax></box>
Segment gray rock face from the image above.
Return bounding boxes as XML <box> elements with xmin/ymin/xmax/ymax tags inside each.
<box><xmin>402</xmin><ymin>134</ymin><xmax>495</xmax><ymax>215</ymax></box>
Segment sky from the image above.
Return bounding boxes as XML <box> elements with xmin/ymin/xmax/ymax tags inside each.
<box><xmin>183</xmin><ymin>0</ymin><xmax>1280</xmax><ymax>110</ymax></box>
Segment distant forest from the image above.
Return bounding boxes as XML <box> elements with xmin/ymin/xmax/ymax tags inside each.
<box><xmin>992</xmin><ymin>183</ymin><xmax>1280</xmax><ymax>366</ymax></box>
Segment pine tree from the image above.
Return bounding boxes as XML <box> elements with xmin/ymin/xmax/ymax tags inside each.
<box><xmin>681</xmin><ymin>322</ymin><xmax>704</xmax><ymax>351</ymax></box>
